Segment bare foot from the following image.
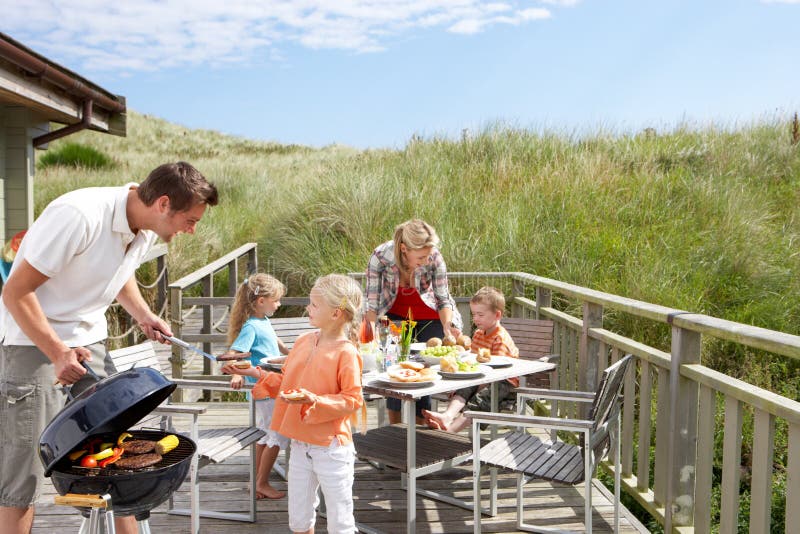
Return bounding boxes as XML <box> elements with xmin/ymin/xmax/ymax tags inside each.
<box><xmin>257</xmin><ymin>484</ymin><xmax>286</xmax><ymax>500</ymax></box>
<box><xmin>422</xmin><ymin>409</ymin><xmax>451</xmax><ymax>431</ymax></box>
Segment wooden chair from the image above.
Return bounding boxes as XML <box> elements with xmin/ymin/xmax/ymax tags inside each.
<box><xmin>109</xmin><ymin>342</ymin><xmax>264</xmax><ymax>534</ymax></box>
<box><xmin>466</xmin><ymin>355</ymin><xmax>633</xmax><ymax>533</ymax></box>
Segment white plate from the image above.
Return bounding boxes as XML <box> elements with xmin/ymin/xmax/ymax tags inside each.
<box><xmin>372</xmin><ymin>372</ymin><xmax>440</xmax><ymax>389</ymax></box>
<box><xmin>481</xmin><ymin>356</ymin><xmax>515</xmax><ymax>368</ymax></box>
<box><xmin>409</xmin><ymin>342</ymin><xmax>427</xmax><ymax>352</ymax></box>
<box><xmin>430</xmin><ymin>364</ymin><xmax>491</xmax><ymax>379</ymax></box>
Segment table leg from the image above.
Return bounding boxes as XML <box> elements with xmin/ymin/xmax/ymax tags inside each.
<box><xmin>404</xmin><ymin>399</ymin><xmax>416</xmax><ymax>534</ymax></box>
<box><xmin>489</xmin><ymin>381</ymin><xmax>499</xmax><ymax>516</ymax></box>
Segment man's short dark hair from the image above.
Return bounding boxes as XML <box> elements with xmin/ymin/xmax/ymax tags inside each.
<box><xmin>137</xmin><ymin>161</ymin><xmax>218</xmax><ymax>212</ymax></box>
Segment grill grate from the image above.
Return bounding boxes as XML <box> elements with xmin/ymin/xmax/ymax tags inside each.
<box><xmin>58</xmin><ymin>430</ymin><xmax>194</xmax><ymax>476</ymax></box>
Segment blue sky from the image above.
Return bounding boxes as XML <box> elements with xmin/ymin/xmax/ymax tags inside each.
<box><xmin>3</xmin><ymin>0</ymin><xmax>800</xmax><ymax>148</ymax></box>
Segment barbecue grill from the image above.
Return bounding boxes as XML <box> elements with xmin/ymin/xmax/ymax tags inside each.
<box><xmin>39</xmin><ymin>366</ymin><xmax>197</xmax><ymax>528</ymax></box>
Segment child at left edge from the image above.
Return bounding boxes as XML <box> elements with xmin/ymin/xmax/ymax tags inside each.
<box><xmin>221</xmin><ymin>274</ymin><xmax>364</xmax><ymax>534</ymax></box>
<box><xmin>221</xmin><ymin>273</ymin><xmax>290</xmax><ymax>500</ymax></box>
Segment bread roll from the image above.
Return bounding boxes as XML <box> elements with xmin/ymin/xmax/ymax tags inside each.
<box><xmin>456</xmin><ymin>335</ymin><xmax>472</xmax><ymax>348</ymax></box>
<box><xmin>426</xmin><ymin>337</ymin><xmax>442</xmax><ymax>347</ymax></box>
<box><xmin>442</xmin><ymin>335</ymin><xmax>457</xmax><ymax>346</ymax></box>
<box><xmin>399</xmin><ymin>360</ymin><xmax>424</xmax><ymax>371</ymax></box>
<box><xmin>476</xmin><ymin>348</ymin><xmax>491</xmax><ymax>363</ymax></box>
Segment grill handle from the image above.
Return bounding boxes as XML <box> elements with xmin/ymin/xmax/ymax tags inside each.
<box><xmin>64</xmin><ymin>360</ymin><xmax>102</xmax><ymax>401</ymax></box>
<box><xmin>54</xmin><ymin>493</ymin><xmax>110</xmax><ymax>509</ymax></box>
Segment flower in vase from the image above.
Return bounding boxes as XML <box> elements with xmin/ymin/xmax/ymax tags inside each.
<box><xmin>399</xmin><ymin>308</ymin><xmax>416</xmax><ymax>355</ymax></box>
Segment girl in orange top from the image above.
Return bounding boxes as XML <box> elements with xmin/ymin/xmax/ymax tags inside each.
<box><xmin>221</xmin><ymin>274</ymin><xmax>364</xmax><ymax>534</ymax></box>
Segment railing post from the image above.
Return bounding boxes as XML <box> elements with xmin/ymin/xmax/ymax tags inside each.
<box><xmin>202</xmin><ymin>274</ymin><xmax>213</xmax><ymax>383</ymax></box>
<box><xmin>157</xmin><ymin>254</ymin><xmax>168</xmax><ymax>317</ymax></box>
<box><xmin>579</xmin><ymin>302</ymin><xmax>603</xmax><ymax>416</ymax></box>
<box><xmin>512</xmin><ymin>277</ymin><xmax>525</xmax><ymax>318</ymax></box>
<box><xmin>665</xmin><ymin>324</ymin><xmax>701</xmax><ymax>531</ymax></box>
<box><xmin>535</xmin><ymin>286</ymin><xmax>551</xmax><ymax>320</ymax></box>
<box><xmin>170</xmin><ymin>284</ymin><xmax>184</xmax><ymax>402</ymax></box>
<box><xmin>229</xmin><ymin>259</ymin><xmax>238</xmax><ymax>298</ymax></box>
<box><xmin>247</xmin><ymin>247</ymin><xmax>258</xmax><ymax>275</ymax></box>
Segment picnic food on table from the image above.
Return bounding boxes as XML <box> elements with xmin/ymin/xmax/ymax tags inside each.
<box><xmin>440</xmin><ymin>355</ymin><xmax>480</xmax><ymax>373</ymax></box>
<box><xmin>399</xmin><ymin>360</ymin><xmax>424</xmax><ymax>371</ymax></box>
<box><xmin>387</xmin><ymin>366</ymin><xmax>438</xmax><ymax>382</ymax></box>
<box><xmin>426</xmin><ymin>337</ymin><xmax>442</xmax><ymax>347</ymax></box>
<box><xmin>476</xmin><ymin>348</ymin><xmax>492</xmax><ymax>363</ymax></box>
<box><xmin>420</xmin><ymin>345</ymin><xmax>461</xmax><ymax>359</ymax></box>
<box><xmin>442</xmin><ymin>334</ymin><xmax>457</xmax><ymax>346</ymax></box>
<box><xmin>456</xmin><ymin>334</ymin><xmax>472</xmax><ymax>348</ymax></box>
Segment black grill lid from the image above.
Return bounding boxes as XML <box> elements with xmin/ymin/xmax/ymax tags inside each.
<box><xmin>38</xmin><ymin>367</ymin><xmax>176</xmax><ymax>476</ymax></box>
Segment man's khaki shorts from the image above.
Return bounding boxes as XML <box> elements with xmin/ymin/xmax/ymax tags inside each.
<box><xmin>0</xmin><ymin>342</ymin><xmax>112</xmax><ymax>507</ymax></box>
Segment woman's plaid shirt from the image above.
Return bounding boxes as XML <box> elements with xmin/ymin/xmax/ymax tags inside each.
<box><xmin>365</xmin><ymin>240</ymin><xmax>462</xmax><ymax>329</ymax></box>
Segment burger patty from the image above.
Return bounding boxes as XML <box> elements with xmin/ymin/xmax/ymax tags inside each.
<box><xmin>216</xmin><ymin>352</ymin><xmax>250</xmax><ymax>361</ymax></box>
<box><xmin>114</xmin><ymin>452</ymin><xmax>162</xmax><ymax>469</ymax></box>
<box><xmin>121</xmin><ymin>439</ymin><xmax>156</xmax><ymax>454</ymax></box>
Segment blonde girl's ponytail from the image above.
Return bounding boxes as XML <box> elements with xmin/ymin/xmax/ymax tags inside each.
<box><xmin>227</xmin><ymin>273</ymin><xmax>286</xmax><ymax>346</ymax></box>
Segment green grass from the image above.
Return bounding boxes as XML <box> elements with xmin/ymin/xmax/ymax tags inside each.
<box><xmin>33</xmin><ymin>109</ymin><xmax>800</xmax><ymax>530</ymax></box>
<box><xmin>37</xmin><ymin>141</ymin><xmax>116</xmax><ymax>170</ymax></box>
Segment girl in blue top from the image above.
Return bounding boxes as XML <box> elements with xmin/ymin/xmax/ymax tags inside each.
<box><xmin>223</xmin><ymin>273</ymin><xmax>289</xmax><ymax>499</ymax></box>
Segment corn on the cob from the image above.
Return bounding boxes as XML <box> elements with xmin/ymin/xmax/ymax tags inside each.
<box><xmin>155</xmin><ymin>434</ymin><xmax>179</xmax><ymax>455</ymax></box>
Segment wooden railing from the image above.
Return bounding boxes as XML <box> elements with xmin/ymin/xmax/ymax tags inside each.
<box><xmin>107</xmin><ymin>243</ymin><xmax>169</xmax><ymax>347</ymax></box>
<box><xmin>166</xmin><ymin>246</ymin><xmax>799</xmax><ymax>532</ymax></box>
<box><xmin>349</xmin><ymin>270</ymin><xmax>800</xmax><ymax>533</ymax></box>
<box><xmin>167</xmin><ymin>243</ymin><xmax>257</xmax><ymax>400</ymax></box>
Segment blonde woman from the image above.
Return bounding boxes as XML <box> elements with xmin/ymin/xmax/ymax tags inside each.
<box><xmin>222</xmin><ymin>274</ymin><xmax>364</xmax><ymax>533</ymax></box>
<box><xmin>222</xmin><ymin>274</ymin><xmax>289</xmax><ymax>499</ymax></box>
<box><xmin>365</xmin><ymin>219</ymin><xmax>462</xmax><ymax>424</ymax></box>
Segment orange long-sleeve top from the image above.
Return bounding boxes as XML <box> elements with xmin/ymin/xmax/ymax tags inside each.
<box><xmin>252</xmin><ymin>331</ymin><xmax>364</xmax><ymax>447</ymax></box>
<box><xmin>471</xmin><ymin>323</ymin><xmax>520</xmax><ymax>387</ymax></box>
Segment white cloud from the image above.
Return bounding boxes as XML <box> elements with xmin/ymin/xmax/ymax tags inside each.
<box><xmin>0</xmin><ymin>0</ymin><xmax>563</xmax><ymax>72</ymax></box>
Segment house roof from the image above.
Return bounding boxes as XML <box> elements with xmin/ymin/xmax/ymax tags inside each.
<box><xmin>0</xmin><ymin>31</ymin><xmax>126</xmax><ymax>138</ymax></box>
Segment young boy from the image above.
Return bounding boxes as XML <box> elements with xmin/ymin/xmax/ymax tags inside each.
<box><xmin>422</xmin><ymin>286</ymin><xmax>519</xmax><ymax>433</ymax></box>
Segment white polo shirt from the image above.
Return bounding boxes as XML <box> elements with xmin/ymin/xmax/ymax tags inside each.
<box><xmin>0</xmin><ymin>184</ymin><xmax>159</xmax><ymax>347</ymax></box>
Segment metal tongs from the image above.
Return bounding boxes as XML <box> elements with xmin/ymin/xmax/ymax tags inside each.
<box><xmin>157</xmin><ymin>330</ymin><xmax>250</xmax><ymax>362</ymax></box>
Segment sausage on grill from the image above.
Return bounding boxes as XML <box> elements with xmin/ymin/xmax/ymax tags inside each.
<box><xmin>121</xmin><ymin>440</ymin><xmax>156</xmax><ymax>454</ymax></box>
<box><xmin>114</xmin><ymin>453</ymin><xmax>162</xmax><ymax>469</ymax></box>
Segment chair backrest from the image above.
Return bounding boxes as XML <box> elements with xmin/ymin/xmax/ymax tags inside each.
<box><xmin>109</xmin><ymin>342</ymin><xmax>163</xmax><ymax>372</ymax></box>
<box><xmin>587</xmin><ymin>355</ymin><xmax>633</xmax><ymax>462</ymax></box>
<box><xmin>270</xmin><ymin>316</ymin><xmax>316</xmax><ymax>350</ymax></box>
<box><xmin>500</xmin><ymin>318</ymin><xmax>554</xmax><ymax>361</ymax></box>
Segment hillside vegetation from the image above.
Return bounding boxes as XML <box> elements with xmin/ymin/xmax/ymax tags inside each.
<box><xmin>35</xmin><ymin>112</ymin><xmax>800</xmax><ymax>392</ymax></box>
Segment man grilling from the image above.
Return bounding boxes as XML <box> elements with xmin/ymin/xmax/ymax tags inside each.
<box><xmin>0</xmin><ymin>162</ymin><xmax>218</xmax><ymax>534</ymax></box>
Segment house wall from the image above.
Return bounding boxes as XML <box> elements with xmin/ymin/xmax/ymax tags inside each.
<box><xmin>1</xmin><ymin>105</ymin><xmax>48</xmax><ymax>241</ymax></box>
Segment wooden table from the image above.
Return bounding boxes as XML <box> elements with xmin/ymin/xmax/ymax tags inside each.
<box><xmin>355</xmin><ymin>359</ymin><xmax>555</xmax><ymax>534</ymax></box>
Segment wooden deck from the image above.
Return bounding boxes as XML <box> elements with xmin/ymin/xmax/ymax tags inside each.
<box><xmin>32</xmin><ymin>312</ymin><xmax>649</xmax><ymax>533</ymax></box>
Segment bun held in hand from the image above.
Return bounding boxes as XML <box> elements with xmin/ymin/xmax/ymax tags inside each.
<box><xmin>442</xmin><ymin>335</ymin><xmax>457</xmax><ymax>346</ymax></box>
<box><xmin>456</xmin><ymin>335</ymin><xmax>471</xmax><ymax>348</ymax></box>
